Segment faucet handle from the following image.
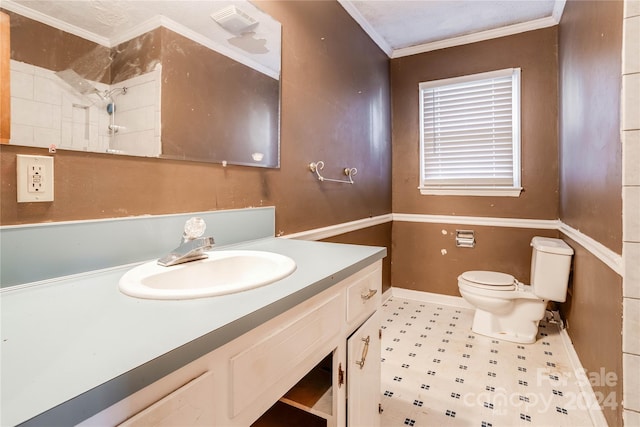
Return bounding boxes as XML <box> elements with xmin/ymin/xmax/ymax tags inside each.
<box><xmin>183</xmin><ymin>217</ymin><xmax>206</xmax><ymax>242</ymax></box>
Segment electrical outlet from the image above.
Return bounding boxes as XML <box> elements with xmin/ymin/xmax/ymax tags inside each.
<box><xmin>17</xmin><ymin>155</ymin><xmax>54</xmax><ymax>202</ymax></box>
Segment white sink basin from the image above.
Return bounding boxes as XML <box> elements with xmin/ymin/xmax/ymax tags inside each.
<box><xmin>119</xmin><ymin>250</ymin><xmax>296</xmax><ymax>300</ymax></box>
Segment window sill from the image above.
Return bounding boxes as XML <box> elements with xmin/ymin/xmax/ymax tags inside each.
<box><xmin>418</xmin><ymin>187</ymin><xmax>523</xmax><ymax>197</ymax></box>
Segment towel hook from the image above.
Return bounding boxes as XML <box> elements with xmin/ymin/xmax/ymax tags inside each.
<box><xmin>309</xmin><ymin>161</ymin><xmax>357</xmax><ymax>184</ymax></box>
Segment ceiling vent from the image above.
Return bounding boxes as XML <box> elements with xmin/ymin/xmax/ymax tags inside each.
<box><xmin>210</xmin><ymin>5</ymin><xmax>258</xmax><ymax>34</ymax></box>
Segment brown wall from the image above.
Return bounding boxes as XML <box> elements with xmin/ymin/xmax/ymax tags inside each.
<box><xmin>561</xmin><ymin>236</ymin><xmax>623</xmax><ymax>426</ymax></box>
<box><xmin>391</xmin><ymin>27</ymin><xmax>559</xmax><ymax>219</ymax></box>
<box><xmin>322</xmin><ymin>222</ymin><xmax>392</xmax><ymax>293</ymax></box>
<box><xmin>558</xmin><ymin>2</ymin><xmax>624</xmax><ymax>425</ymax></box>
<box><xmin>392</xmin><ymin>222</ymin><xmax>558</xmax><ymax>295</ymax></box>
<box><xmin>390</xmin><ymin>27</ymin><xmax>559</xmax><ymax>296</ymax></box>
<box><xmin>0</xmin><ymin>1</ymin><xmax>392</xmax><ymax>245</ymax></box>
<box><xmin>559</xmin><ymin>1</ymin><xmax>623</xmax><ymax>254</ymax></box>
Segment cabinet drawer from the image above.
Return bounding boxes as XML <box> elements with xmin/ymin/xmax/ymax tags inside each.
<box><xmin>346</xmin><ymin>261</ymin><xmax>382</xmax><ymax>324</ymax></box>
<box><xmin>118</xmin><ymin>371</ymin><xmax>215</xmax><ymax>426</ymax></box>
<box><xmin>229</xmin><ymin>294</ymin><xmax>342</xmax><ymax>417</ymax></box>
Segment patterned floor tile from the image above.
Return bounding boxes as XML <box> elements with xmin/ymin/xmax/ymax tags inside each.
<box><xmin>380</xmin><ymin>297</ymin><xmax>595</xmax><ymax>427</ymax></box>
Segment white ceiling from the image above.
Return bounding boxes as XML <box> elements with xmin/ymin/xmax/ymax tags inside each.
<box><xmin>339</xmin><ymin>0</ymin><xmax>565</xmax><ymax>58</ymax></box>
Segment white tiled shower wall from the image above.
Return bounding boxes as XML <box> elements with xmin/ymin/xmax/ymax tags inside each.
<box><xmin>622</xmin><ymin>1</ymin><xmax>640</xmax><ymax>426</ymax></box>
<box><xmin>106</xmin><ymin>68</ymin><xmax>162</xmax><ymax>157</ymax></box>
<box><xmin>9</xmin><ymin>60</ymin><xmax>161</xmax><ymax>157</ymax></box>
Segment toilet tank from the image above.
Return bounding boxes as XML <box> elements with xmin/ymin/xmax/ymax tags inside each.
<box><xmin>530</xmin><ymin>237</ymin><xmax>574</xmax><ymax>302</ymax></box>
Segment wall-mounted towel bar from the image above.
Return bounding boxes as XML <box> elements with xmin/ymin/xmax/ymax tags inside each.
<box><xmin>309</xmin><ymin>161</ymin><xmax>357</xmax><ymax>184</ymax></box>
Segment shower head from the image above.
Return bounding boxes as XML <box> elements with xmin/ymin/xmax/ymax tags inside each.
<box><xmin>55</xmin><ymin>69</ymin><xmax>105</xmax><ymax>100</ymax></box>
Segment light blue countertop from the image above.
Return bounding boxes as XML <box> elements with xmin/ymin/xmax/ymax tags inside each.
<box><xmin>1</xmin><ymin>237</ymin><xmax>386</xmax><ymax>427</ymax></box>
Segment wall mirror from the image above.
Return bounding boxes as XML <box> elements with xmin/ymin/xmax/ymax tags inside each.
<box><xmin>2</xmin><ymin>0</ymin><xmax>281</xmax><ymax>168</ymax></box>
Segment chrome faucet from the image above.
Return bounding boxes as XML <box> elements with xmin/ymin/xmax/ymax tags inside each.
<box><xmin>158</xmin><ymin>217</ymin><xmax>215</xmax><ymax>267</ymax></box>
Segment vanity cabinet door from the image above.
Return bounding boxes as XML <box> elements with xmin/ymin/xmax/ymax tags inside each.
<box><xmin>347</xmin><ymin>311</ymin><xmax>381</xmax><ymax>427</ymax></box>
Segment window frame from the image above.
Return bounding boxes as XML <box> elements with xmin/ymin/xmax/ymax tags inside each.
<box><xmin>418</xmin><ymin>68</ymin><xmax>522</xmax><ymax>197</ymax></box>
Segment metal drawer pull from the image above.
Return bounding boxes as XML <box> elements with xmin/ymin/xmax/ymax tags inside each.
<box><xmin>355</xmin><ymin>336</ymin><xmax>370</xmax><ymax>369</ymax></box>
<box><xmin>361</xmin><ymin>289</ymin><xmax>377</xmax><ymax>301</ymax></box>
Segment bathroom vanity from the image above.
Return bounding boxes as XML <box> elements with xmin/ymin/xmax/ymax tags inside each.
<box><xmin>84</xmin><ymin>260</ymin><xmax>382</xmax><ymax>427</ymax></box>
<box><xmin>1</xmin><ymin>209</ymin><xmax>386</xmax><ymax>427</ymax></box>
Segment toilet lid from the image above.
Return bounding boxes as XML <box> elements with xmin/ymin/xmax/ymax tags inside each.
<box><xmin>460</xmin><ymin>271</ymin><xmax>517</xmax><ymax>290</ymax></box>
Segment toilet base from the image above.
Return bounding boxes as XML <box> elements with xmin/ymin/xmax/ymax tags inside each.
<box><xmin>471</xmin><ymin>307</ymin><xmax>542</xmax><ymax>344</ymax></box>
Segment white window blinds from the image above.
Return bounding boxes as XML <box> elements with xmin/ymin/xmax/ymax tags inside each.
<box><xmin>419</xmin><ymin>68</ymin><xmax>521</xmax><ymax>196</ymax></box>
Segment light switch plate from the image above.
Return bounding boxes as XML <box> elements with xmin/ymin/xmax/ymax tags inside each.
<box><xmin>17</xmin><ymin>154</ymin><xmax>54</xmax><ymax>202</ymax></box>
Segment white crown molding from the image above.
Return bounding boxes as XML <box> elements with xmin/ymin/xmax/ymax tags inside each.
<box><xmin>282</xmin><ymin>214</ymin><xmax>393</xmax><ymax>241</ymax></box>
<box><xmin>558</xmin><ymin>222</ymin><xmax>623</xmax><ymax>275</ymax></box>
<box><xmin>337</xmin><ymin>0</ymin><xmax>393</xmax><ymax>57</ymax></box>
<box><xmin>2</xmin><ymin>0</ymin><xmax>110</xmax><ymax>47</ymax></box>
<box><xmin>391</xmin><ymin>15</ymin><xmax>559</xmax><ymax>58</ymax></box>
<box><xmin>393</xmin><ymin>213</ymin><xmax>560</xmax><ymax>230</ymax></box>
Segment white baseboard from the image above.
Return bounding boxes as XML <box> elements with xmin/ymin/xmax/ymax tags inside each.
<box><xmin>558</xmin><ymin>328</ymin><xmax>609</xmax><ymax>427</ymax></box>
<box><xmin>381</xmin><ymin>287</ymin><xmax>393</xmax><ymax>304</ymax></box>
<box><xmin>389</xmin><ymin>287</ymin><xmax>474</xmax><ymax>309</ymax></box>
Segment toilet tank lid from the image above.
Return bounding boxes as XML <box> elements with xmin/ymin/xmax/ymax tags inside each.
<box><xmin>460</xmin><ymin>271</ymin><xmax>515</xmax><ymax>286</ymax></box>
<box><xmin>531</xmin><ymin>237</ymin><xmax>574</xmax><ymax>255</ymax></box>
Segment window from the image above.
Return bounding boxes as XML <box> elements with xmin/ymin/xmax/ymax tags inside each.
<box><xmin>419</xmin><ymin>68</ymin><xmax>522</xmax><ymax>196</ymax></box>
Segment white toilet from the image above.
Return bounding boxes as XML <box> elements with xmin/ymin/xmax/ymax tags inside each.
<box><xmin>458</xmin><ymin>236</ymin><xmax>574</xmax><ymax>344</ymax></box>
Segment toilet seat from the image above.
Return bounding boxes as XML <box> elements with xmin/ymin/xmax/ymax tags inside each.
<box><xmin>459</xmin><ymin>271</ymin><xmax>517</xmax><ymax>291</ymax></box>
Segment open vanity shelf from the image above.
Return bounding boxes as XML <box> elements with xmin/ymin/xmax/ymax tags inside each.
<box><xmin>252</xmin><ymin>402</ymin><xmax>327</xmax><ymax>427</ymax></box>
<box><xmin>280</xmin><ymin>353</ymin><xmax>334</xmax><ymax>419</ymax></box>
<box><xmin>253</xmin><ymin>353</ymin><xmax>334</xmax><ymax>426</ymax></box>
